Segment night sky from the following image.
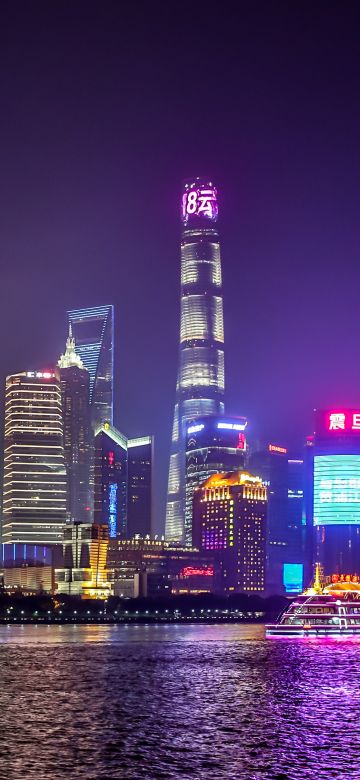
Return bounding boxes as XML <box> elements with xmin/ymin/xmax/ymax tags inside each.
<box><xmin>1</xmin><ymin>1</ymin><xmax>360</xmax><ymax>532</ymax></box>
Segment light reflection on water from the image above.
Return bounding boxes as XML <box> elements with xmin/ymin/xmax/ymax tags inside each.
<box><xmin>0</xmin><ymin>622</ymin><xmax>264</xmax><ymax>644</ymax></box>
<box><xmin>0</xmin><ymin>623</ymin><xmax>359</xmax><ymax>779</ymax></box>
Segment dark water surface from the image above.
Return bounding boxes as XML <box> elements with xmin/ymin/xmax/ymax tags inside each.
<box><xmin>0</xmin><ymin>623</ymin><xmax>359</xmax><ymax>780</ymax></box>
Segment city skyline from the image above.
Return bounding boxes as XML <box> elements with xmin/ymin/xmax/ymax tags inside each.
<box><xmin>1</xmin><ymin>4</ymin><xmax>360</xmax><ymax>535</ymax></box>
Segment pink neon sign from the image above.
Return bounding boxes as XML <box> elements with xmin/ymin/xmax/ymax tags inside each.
<box><xmin>182</xmin><ymin>186</ymin><xmax>218</xmax><ymax>223</ymax></box>
<box><xmin>316</xmin><ymin>409</ymin><xmax>360</xmax><ymax>435</ymax></box>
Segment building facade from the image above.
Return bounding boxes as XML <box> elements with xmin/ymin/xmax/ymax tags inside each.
<box><xmin>193</xmin><ymin>471</ymin><xmax>267</xmax><ymax>594</ymax></box>
<box><xmin>67</xmin><ymin>305</ymin><xmax>114</xmax><ymax>429</ymax></box>
<box><xmin>2</xmin><ymin>371</ymin><xmax>67</xmax><ymax>545</ymax></box>
<box><xmin>55</xmin><ymin>522</ymin><xmax>111</xmax><ymax>598</ymax></box>
<box><xmin>107</xmin><ymin>538</ymin><xmax>218</xmax><ymax>597</ymax></box>
<box><xmin>166</xmin><ymin>179</ymin><xmax>225</xmax><ymax>542</ymax></box>
<box><xmin>127</xmin><ymin>436</ymin><xmax>153</xmax><ymax>538</ymax></box>
<box><xmin>306</xmin><ymin>409</ymin><xmax>360</xmax><ymax>577</ymax></box>
<box><xmin>94</xmin><ymin>424</ymin><xmax>128</xmax><ymax>539</ymax></box>
<box><xmin>58</xmin><ymin>327</ymin><xmax>92</xmax><ymax>524</ymax></box>
<box><xmin>93</xmin><ymin>425</ymin><xmax>153</xmax><ymax>540</ymax></box>
<box><xmin>249</xmin><ymin>444</ymin><xmax>291</xmax><ymax>594</ymax></box>
<box><xmin>185</xmin><ymin>416</ymin><xmax>247</xmax><ymax>547</ymax></box>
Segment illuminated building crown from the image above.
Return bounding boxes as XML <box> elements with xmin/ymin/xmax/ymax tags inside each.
<box><xmin>58</xmin><ymin>323</ymin><xmax>85</xmax><ymax>370</ymax></box>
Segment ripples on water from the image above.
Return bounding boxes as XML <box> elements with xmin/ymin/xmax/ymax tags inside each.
<box><xmin>0</xmin><ymin>623</ymin><xmax>359</xmax><ymax>779</ymax></box>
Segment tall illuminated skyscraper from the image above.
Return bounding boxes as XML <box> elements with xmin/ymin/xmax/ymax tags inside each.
<box><xmin>166</xmin><ymin>178</ymin><xmax>225</xmax><ymax>542</ymax></box>
<box><xmin>2</xmin><ymin>370</ymin><xmax>67</xmax><ymax>545</ymax></box>
<box><xmin>58</xmin><ymin>326</ymin><xmax>92</xmax><ymax>524</ymax></box>
<box><xmin>67</xmin><ymin>305</ymin><xmax>114</xmax><ymax>429</ymax></box>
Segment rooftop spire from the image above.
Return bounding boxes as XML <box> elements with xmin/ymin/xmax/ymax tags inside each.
<box><xmin>58</xmin><ymin>326</ymin><xmax>85</xmax><ymax>370</ymax></box>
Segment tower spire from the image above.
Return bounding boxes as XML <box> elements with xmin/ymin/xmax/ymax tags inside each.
<box><xmin>58</xmin><ymin>326</ymin><xmax>85</xmax><ymax>370</ymax></box>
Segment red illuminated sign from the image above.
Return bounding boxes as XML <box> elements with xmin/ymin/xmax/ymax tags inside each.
<box><xmin>331</xmin><ymin>573</ymin><xmax>359</xmax><ymax>583</ymax></box>
<box><xmin>180</xmin><ymin>566</ymin><xmax>214</xmax><ymax>578</ymax></box>
<box><xmin>237</xmin><ymin>433</ymin><xmax>246</xmax><ymax>450</ymax></box>
<box><xmin>316</xmin><ymin>410</ymin><xmax>360</xmax><ymax>436</ymax></box>
<box><xmin>268</xmin><ymin>444</ymin><xmax>287</xmax><ymax>454</ymax></box>
<box><xmin>108</xmin><ymin>451</ymin><xmax>114</xmax><ymax>466</ymax></box>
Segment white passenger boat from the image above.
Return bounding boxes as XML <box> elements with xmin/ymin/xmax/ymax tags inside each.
<box><xmin>266</xmin><ymin>574</ymin><xmax>360</xmax><ymax>638</ymax></box>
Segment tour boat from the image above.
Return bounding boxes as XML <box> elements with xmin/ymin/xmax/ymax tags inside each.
<box><xmin>266</xmin><ymin>575</ymin><xmax>360</xmax><ymax>638</ymax></box>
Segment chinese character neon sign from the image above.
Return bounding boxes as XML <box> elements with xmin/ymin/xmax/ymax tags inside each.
<box><xmin>182</xmin><ymin>185</ymin><xmax>218</xmax><ymax>223</ymax></box>
<box><xmin>324</xmin><ymin>410</ymin><xmax>360</xmax><ymax>433</ymax></box>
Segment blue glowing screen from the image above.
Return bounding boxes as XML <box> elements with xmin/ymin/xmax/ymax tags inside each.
<box><xmin>108</xmin><ymin>483</ymin><xmax>118</xmax><ymax>538</ymax></box>
<box><xmin>314</xmin><ymin>455</ymin><xmax>360</xmax><ymax>526</ymax></box>
<box><xmin>283</xmin><ymin>563</ymin><xmax>303</xmax><ymax>593</ymax></box>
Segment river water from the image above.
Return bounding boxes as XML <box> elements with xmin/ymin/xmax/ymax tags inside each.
<box><xmin>0</xmin><ymin>623</ymin><xmax>359</xmax><ymax>779</ymax></box>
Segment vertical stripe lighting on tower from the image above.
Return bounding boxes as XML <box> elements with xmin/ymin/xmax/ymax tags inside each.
<box><xmin>165</xmin><ymin>179</ymin><xmax>225</xmax><ymax>542</ymax></box>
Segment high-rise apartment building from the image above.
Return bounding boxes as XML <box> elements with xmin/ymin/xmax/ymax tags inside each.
<box><xmin>185</xmin><ymin>416</ymin><xmax>247</xmax><ymax>546</ymax></box>
<box><xmin>127</xmin><ymin>437</ymin><xmax>153</xmax><ymax>538</ymax></box>
<box><xmin>67</xmin><ymin>305</ymin><xmax>114</xmax><ymax>429</ymax></box>
<box><xmin>58</xmin><ymin>326</ymin><xmax>92</xmax><ymax>524</ymax></box>
<box><xmin>2</xmin><ymin>371</ymin><xmax>67</xmax><ymax>545</ymax></box>
<box><xmin>193</xmin><ymin>471</ymin><xmax>267</xmax><ymax>594</ymax></box>
<box><xmin>166</xmin><ymin>179</ymin><xmax>225</xmax><ymax>542</ymax></box>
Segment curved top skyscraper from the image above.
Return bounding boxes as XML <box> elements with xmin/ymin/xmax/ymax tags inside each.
<box><xmin>165</xmin><ymin>178</ymin><xmax>225</xmax><ymax>542</ymax></box>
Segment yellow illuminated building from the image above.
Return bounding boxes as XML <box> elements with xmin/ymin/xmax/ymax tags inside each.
<box><xmin>193</xmin><ymin>470</ymin><xmax>267</xmax><ymax>594</ymax></box>
<box><xmin>55</xmin><ymin>523</ymin><xmax>111</xmax><ymax>599</ymax></box>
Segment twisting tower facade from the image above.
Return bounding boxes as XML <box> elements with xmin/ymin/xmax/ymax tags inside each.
<box><xmin>165</xmin><ymin>178</ymin><xmax>225</xmax><ymax>542</ymax></box>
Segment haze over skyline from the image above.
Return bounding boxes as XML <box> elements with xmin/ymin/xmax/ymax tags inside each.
<box><xmin>1</xmin><ymin>1</ymin><xmax>360</xmax><ymax>532</ymax></box>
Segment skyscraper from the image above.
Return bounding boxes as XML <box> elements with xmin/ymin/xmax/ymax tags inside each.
<box><xmin>58</xmin><ymin>326</ymin><xmax>92</xmax><ymax>524</ymax></box>
<box><xmin>166</xmin><ymin>178</ymin><xmax>225</xmax><ymax>542</ymax></box>
<box><xmin>93</xmin><ymin>424</ymin><xmax>153</xmax><ymax>540</ymax></box>
<box><xmin>94</xmin><ymin>424</ymin><xmax>128</xmax><ymax>539</ymax></box>
<box><xmin>67</xmin><ymin>305</ymin><xmax>114</xmax><ymax>429</ymax></box>
<box><xmin>306</xmin><ymin>409</ymin><xmax>360</xmax><ymax>577</ymax></box>
<box><xmin>2</xmin><ymin>370</ymin><xmax>67</xmax><ymax>545</ymax></box>
<box><xmin>249</xmin><ymin>444</ymin><xmax>290</xmax><ymax>594</ymax></box>
<box><xmin>193</xmin><ymin>471</ymin><xmax>267</xmax><ymax>594</ymax></box>
<box><xmin>127</xmin><ymin>436</ymin><xmax>153</xmax><ymax>538</ymax></box>
<box><xmin>185</xmin><ymin>416</ymin><xmax>247</xmax><ymax>546</ymax></box>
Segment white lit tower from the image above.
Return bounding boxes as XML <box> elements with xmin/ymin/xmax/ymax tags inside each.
<box><xmin>165</xmin><ymin>178</ymin><xmax>225</xmax><ymax>542</ymax></box>
<box><xmin>2</xmin><ymin>370</ymin><xmax>67</xmax><ymax>545</ymax></box>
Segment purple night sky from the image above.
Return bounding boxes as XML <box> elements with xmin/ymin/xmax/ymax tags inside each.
<box><xmin>1</xmin><ymin>2</ymin><xmax>360</xmax><ymax>532</ymax></box>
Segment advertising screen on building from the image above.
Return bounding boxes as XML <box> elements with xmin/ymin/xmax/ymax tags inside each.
<box><xmin>283</xmin><ymin>563</ymin><xmax>303</xmax><ymax>593</ymax></box>
<box><xmin>313</xmin><ymin>455</ymin><xmax>360</xmax><ymax>525</ymax></box>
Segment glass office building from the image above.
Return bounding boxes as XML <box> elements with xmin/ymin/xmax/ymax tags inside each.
<box><xmin>94</xmin><ymin>424</ymin><xmax>128</xmax><ymax>539</ymax></box>
<box><xmin>307</xmin><ymin>409</ymin><xmax>360</xmax><ymax>576</ymax></box>
<box><xmin>2</xmin><ymin>371</ymin><xmax>67</xmax><ymax>545</ymax></box>
<box><xmin>166</xmin><ymin>178</ymin><xmax>225</xmax><ymax>542</ymax></box>
<box><xmin>67</xmin><ymin>305</ymin><xmax>114</xmax><ymax>429</ymax></box>
<box><xmin>185</xmin><ymin>416</ymin><xmax>247</xmax><ymax>546</ymax></box>
<box><xmin>58</xmin><ymin>326</ymin><xmax>92</xmax><ymax>524</ymax></box>
<box><xmin>127</xmin><ymin>437</ymin><xmax>153</xmax><ymax>538</ymax></box>
<box><xmin>94</xmin><ymin>425</ymin><xmax>153</xmax><ymax>540</ymax></box>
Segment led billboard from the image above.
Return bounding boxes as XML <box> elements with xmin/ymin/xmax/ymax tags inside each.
<box><xmin>283</xmin><ymin>563</ymin><xmax>303</xmax><ymax>593</ymax></box>
<box><xmin>313</xmin><ymin>454</ymin><xmax>360</xmax><ymax>525</ymax></box>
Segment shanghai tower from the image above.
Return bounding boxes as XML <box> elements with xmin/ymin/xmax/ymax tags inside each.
<box><xmin>165</xmin><ymin>178</ymin><xmax>225</xmax><ymax>542</ymax></box>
